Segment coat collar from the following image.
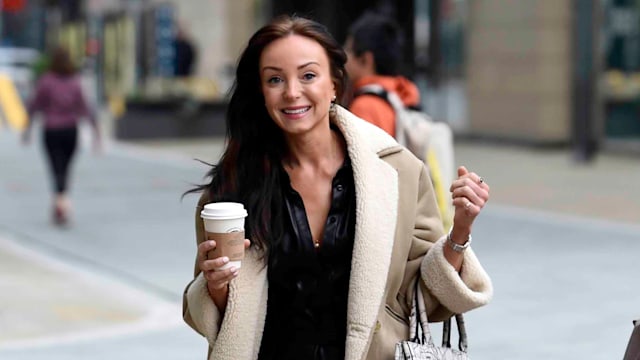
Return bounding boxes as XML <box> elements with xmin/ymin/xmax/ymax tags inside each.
<box><xmin>332</xmin><ymin>106</ymin><xmax>400</xmax><ymax>360</ymax></box>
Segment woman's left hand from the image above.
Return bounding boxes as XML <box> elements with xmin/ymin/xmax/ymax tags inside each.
<box><xmin>450</xmin><ymin>165</ymin><xmax>490</xmax><ymax>231</ymax></box>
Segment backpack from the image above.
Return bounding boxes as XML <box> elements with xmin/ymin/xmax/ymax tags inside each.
<box><xmin>355</xmin><ymin>84</ymin><xmax>456</xmax><ymax>229</ymax></box>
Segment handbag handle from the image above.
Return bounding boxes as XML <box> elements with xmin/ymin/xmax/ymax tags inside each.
<box><xmin>410</xmin><ymin>278</ymin><xmax>468</xmax><ymax>351</ymax></box>
<box><xmin>442</xmin><ymin>314</ymin><xmax>468</xmax><ymax>351</ymax></box>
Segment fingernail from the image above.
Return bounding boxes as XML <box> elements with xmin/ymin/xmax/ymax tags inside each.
<box><xmin>222</xmin><ymin>257</ymin><xmax>229</xmax><ymax>263</ymax></box>
<box><xmin>229</xmin><ymin>266</ymin><xmax>237</xmax><ymax>272</ymax></box>
<box><xmin>209</xmin><ymin>240</ymin><xmax>216</xmax><ymax>246</ymax></box>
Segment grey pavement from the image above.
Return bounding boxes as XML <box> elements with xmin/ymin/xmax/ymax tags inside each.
<box><xmin>0</xmin><ymin>129</ymin><xmax>208</xmax><ymax>359</ymax></box>
<box><xmin>0</xmin><ymin>126</ymin><xmax>639</xmax><ymax>359</ymax></box>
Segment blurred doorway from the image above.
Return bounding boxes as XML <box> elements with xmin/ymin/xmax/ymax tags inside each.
<box><xmin>601</xmin><ymin>0</ymin><xmax>640</xmax><ymax>152</ymax></box>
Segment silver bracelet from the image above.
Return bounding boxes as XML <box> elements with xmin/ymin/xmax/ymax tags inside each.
<box><xmin>447</xmin><ymin>229</ymin><xmax>472</xmax><ymax>253</ymax></box>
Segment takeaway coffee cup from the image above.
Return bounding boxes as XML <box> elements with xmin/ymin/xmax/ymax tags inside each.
<box><xmin>200</xmin><ymin>202</ymin><xmax>248</xmax><ymax>270</ymax></box>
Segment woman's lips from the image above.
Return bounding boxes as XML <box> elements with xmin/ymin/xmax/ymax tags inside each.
<box><xmin>281</xmin><ymin>106</ymin><xmax>311</xmax><ymax>118</ymax></box>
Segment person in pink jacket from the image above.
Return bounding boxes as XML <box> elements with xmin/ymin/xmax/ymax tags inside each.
<box><xmin>22</xmin><ymin>46</ymin><xmax>101</xmax><ymax>225</ymax></box>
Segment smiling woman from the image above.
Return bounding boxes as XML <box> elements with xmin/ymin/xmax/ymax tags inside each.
<box><xmin>182</xmin><ymin>15</ymin><xmax>493</xmax><ymax>360</ymax></box>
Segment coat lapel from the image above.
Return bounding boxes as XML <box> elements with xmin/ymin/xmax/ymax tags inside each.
<box><xmin>334</xmin><ymin>107</ymin><xmax>400</xmax><ymax>360</ymax></box>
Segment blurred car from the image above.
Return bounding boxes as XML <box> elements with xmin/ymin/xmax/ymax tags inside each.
<box><xmin>0</xmin><ymin>47</ymin><xmax>40</xmax><ymax>103</ymax></box>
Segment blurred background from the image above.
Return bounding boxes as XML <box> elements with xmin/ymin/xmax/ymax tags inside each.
<box><xmin>3</xmin><ymin>0</ymin><xmax>640</xmax><ymax>154</ymax></box>
<box><xmin>1</xmin><ymin>0</ymin><xmax>639</xmax><ymax>359</ymax></box>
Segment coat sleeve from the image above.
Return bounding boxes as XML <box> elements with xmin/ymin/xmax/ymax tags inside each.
<box><xmin>410</xmin><ymin>164</ymin><xmax>493</xmax><ymax>318</ymax></box>
<box><xmin>182</xmin><ymin>192</ymin><xmax>223</xmax><ymax>347</ymax></box>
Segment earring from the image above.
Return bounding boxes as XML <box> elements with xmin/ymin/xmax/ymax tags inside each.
<box><xmin>329</xmin><ymin>95</ymin><xmax>337</xmax><ymax>116</ymax></box>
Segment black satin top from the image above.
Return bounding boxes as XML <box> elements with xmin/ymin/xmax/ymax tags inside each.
<box><xmin>257</xmin><ymin>157</ymin><xmax>356</xmax><ymax>360</ymax></box>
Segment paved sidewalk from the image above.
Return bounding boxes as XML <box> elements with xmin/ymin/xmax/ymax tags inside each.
<box><xmin>0</xmin><ymin>235</ymin><xmax>178</xmax><ymax>349</ymax></box>
<box><xmin>0</xmin><ymin>130</ymin><xmax>207</xmax><ymax>358</ymax></box>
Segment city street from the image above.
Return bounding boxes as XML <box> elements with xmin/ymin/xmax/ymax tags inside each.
<box><xmin>1</xmin><ymin>128</ymin><xmax>639</xmax><ymax>359</ymax></box>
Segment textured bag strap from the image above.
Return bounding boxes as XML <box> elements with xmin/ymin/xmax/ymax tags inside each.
<box><xmin>411</xmin><ymin>278</ymin><xmax>436</xmax><ymax>345</ymax></box>
<box><xmin>442</xmin><ymin>313</ymin><xmax>469</xmax><ymax>351</ymax></box>
<box><xmin>413</xmin><ymin>277</ymin><xmax>469</xmax><ymax>351</ymax></box>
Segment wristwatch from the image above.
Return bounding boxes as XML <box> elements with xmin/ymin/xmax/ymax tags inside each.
<box><xmin>447</xmin><ymin>230</ymin><xmax>472</xmax><ymax>253</ymax></box>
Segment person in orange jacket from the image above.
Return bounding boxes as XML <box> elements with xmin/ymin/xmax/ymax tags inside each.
<box><xmin>345</xmin><ymin>13</ymin><xmax>457</xmax><ymax>231</ymax></box>
<box><xmin>344</xmin><ymin>12</ymin><xmax>421</xmax><ymax>137</ymax></box>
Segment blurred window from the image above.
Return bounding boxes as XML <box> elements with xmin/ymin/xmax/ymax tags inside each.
<box><xmin>601</xmin><ymin>0</ymin><xmax>640</xmax><ymax>141</ymax></box>
<box><xmin>0</xmin><ymin>47</ymin><xmax>39</xmax><ymax>101</ymax></box>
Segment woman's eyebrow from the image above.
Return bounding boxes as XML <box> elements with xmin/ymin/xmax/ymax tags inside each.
<box><xmin>261</xmin><ymin>62</ymin><xmax>320</xmax><ymax>73</ymax></box>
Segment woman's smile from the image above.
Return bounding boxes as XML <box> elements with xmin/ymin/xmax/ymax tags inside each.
<box><xmin>281</xmin><ymin>106</ymin><xmax>311</xmax><ymax>119</ymax></box>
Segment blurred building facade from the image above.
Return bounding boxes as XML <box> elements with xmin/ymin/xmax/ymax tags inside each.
<box><xmin>2</xmin><ymin>0</ymin><xmax>640</xmax><ymax>154</ymax></box>
<box><xmin>466</xmin><ymin>0</ymin><xmax>640</xmax><ymax>155</ymax></box>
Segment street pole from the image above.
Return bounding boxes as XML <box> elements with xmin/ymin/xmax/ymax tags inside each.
<box><xmin>572</xmin><ymin>0</ymin><xmax>599</xmax><ymax>163</ymax></box>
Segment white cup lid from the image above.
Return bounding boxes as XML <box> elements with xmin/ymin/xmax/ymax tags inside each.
<box><xmin>201</xmin><ymin>202</ymin><xmax>247</xmax><ymax>220</ymax></box>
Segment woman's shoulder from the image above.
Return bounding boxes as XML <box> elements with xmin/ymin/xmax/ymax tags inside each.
<box><xmin>36</xmin><ymin>72</ymin><xmax>54</xmax><ymax>86</ymax></box>
<box><xmin>40</xmin><ymin>72</ymin><xmax>79</xmax><ymax>86</ymax></box>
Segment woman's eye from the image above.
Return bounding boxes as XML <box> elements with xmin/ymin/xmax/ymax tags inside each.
<box><xmin>302</xmin><ymin>73</ymin><xmax>316</xmax><ymax>81</ymax></box>
<box><xmin>267</xmin><ymin>76</ymin><xmax>283</xmax><ymax>84</ymax></box>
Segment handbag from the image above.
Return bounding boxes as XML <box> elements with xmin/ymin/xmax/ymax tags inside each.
<box><xmin>394</xmin><ymin>279</ymin><xmax>469</xmax><ymax>360</ymax></box>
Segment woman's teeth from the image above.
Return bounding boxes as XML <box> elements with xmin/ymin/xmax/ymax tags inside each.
<box><xmin>283</xmin><ymin>107</ymin><xmax>310</xmax><ymax>114</ymax></box>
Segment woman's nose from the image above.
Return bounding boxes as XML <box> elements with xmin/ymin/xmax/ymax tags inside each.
<box><xmin>283</xmin><ymin>80</ymin><xmax>301</xmax><ymax>100</ymax></box>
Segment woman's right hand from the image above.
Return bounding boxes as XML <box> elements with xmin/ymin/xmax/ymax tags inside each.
<box><xmin>197</xmin><ymin>239</ymin><xmax>251</xmax><ymax>310</ymax></box>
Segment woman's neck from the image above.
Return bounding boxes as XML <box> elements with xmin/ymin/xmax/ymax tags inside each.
<box><xmin>283</xmin><ymin>126</ymin><xmax>344</xmax><ymax>173</ymax></box>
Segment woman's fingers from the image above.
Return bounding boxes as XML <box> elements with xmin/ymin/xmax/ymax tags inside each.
<box><xmin>203</xmin><ymin>266</ymin><xmax>239</xmax><ymax>290</ymax></box>
<box><xmin>450</xmin><ymin>172</ymin><xmax>490</xmax><ymax>201</ymax></box>
<box><xmin>198</xmin><ymin>238</ymin><xmax>251</xmax><ymax>289</ymax></box>
<box><xmin>205</xmin><ymin>256</ymin><xmax>230</xmax><ymax>270</ymax></box>
<box><xmin>198</xmin><ymin>240</ymin><xmax>217</xmax><ymax>261</ymax></box>
<box><xmin>453</xmin><ymin>196</ymin><xmax>481</xmax><ymax>216</ymax></box>
<box><xmin>450</xmin><ymin>167</ymin><xmax>491</xmax><ymax>221</ymax></box>
<box><xmin>452</xmin><ymin>182</ymin><xmax>488</xmax><ymax>206</ymax></box>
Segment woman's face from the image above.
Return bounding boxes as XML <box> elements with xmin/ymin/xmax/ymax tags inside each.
<box><xmin>260</xmin><ymin>34</ymin><xmax>336</xmax><ymax>136</ymax></box>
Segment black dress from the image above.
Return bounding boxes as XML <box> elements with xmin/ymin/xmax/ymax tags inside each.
<box><xmin>258</xmin><ymin>158</ymin><xmax>356</xmax><ymax>360</ymax></box>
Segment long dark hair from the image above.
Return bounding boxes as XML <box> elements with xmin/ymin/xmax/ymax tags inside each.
<box><xmin>186</xmin><ymin>15</ymin><xmax>348</xmax><ymax>256</ymax></box>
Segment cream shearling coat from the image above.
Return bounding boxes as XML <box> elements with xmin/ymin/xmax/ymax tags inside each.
<box><xmin>182</xmin><ymin>106</ymin><xmax>493</xmax><ymax>360</ymax></box>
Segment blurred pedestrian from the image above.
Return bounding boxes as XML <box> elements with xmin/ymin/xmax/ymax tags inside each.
<box><xmin>174</xmin><ymin>25</ymin><xmax>197</xmax><ymax>77</ymax></box>
<box><xmin>22</xmin><ymin>46</ymin><xmax>101</xmax><ymax>226</ymax></box>
<box><xmin>182</xmin><ymin>15</ymin><xmax>492</xmax><ymax>360</ymax></box>
<box><xmin>345</xmin><ymin>12</ymin><xmax>456</xmax><ymax>230</ymax></box>
<box><xmin>344</xmin><ymin>12</ymin><xmax>419</xmax><ymax>137</ymax></box>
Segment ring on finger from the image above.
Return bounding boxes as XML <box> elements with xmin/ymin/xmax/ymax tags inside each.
<box><xmin>478</xmin><ymin>176</ymin><xmax>484</xmax><ymax>184</ymax></box>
